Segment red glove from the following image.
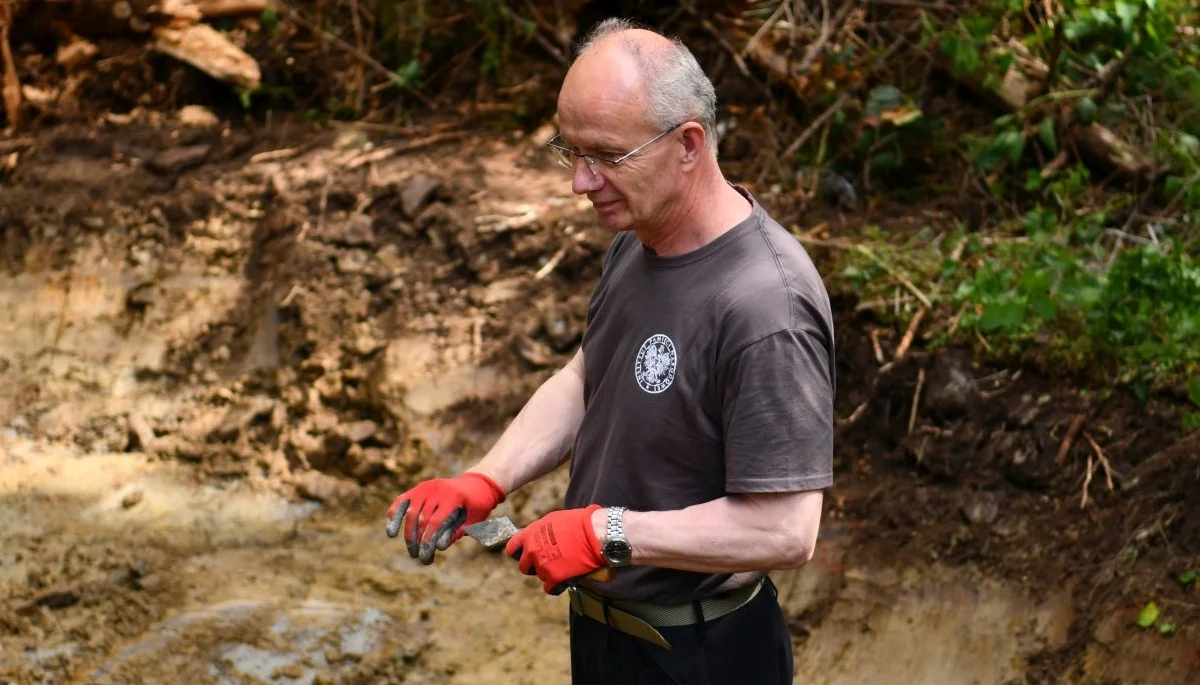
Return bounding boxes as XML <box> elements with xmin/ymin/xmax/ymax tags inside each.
<box><xmin>386</xmin><ymin>471</ymin><xmax>506</xmax><ymax>564</ymax></box>
<box><xmin>505</xmin><ymin>504</ymin><xmax>604</xmax><ymax>594</ymax></box>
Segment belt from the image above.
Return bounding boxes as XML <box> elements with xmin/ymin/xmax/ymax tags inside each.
<box><xmin>567</xmin><ymin>578</ymin><xmax>764</xmax><ymax>651</ymax></box>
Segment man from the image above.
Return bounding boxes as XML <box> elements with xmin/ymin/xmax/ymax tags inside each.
<box><xmin>386</xmin><ymin>17</ymin><xmax>834</xmax><ymax>685</ymax></box>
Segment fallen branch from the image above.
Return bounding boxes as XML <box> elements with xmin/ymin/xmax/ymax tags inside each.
<box><xmin>192</xmin><ymin>0</ymin><xmax>268</xmax><ymax>18</ymax></box>
<box><xmin>856</xmin><ymin>245</ymin><xmax>933</xmax><ymax>309</ymax></box>
<box><xmin>1081</xmin><ymin>453</ymin><xmax>1094</xmax><ymax>509</ymax></box>
<box><xmin>279</xmin><ymin>2</ymin><xmax>436</xmax><ymax>109</ymax></box>
<box><xmin>342</xmin><ymin>131</ymin><xmax>467</xmax><ymax>169</ymax></box>
<box><xmin>0</xmin><ymin>5</ymin><xmax>22</xmax><ymax>129</ymax></box>
<box><xmin>1084</xmin><ymin>432</ymin><xmax>1118</xmax><ymax>490</ymax></box>
<box><xmin>894</xmin><ymin>305</ymin><xmax>928</xmax><ymax>361</ymax></box>
<box><xmin>1055</xmin><ymin>412</ymin><xmax>1087</xmax><ymax>465</ymax></box>
<box><xmin>777</xmin><ymin>30</ymin><xmax>912</xmax><ymax>160</ymax></box>
<box><xmin>837</xmin><ymin>400</ymin><xmax>870</xmax><ymax>428</ymax></box>
<box><xmin>934</xmin><ymin>36</ymin><xmax>1152</xmax><ymax>180</ymax></box>
<box><xmin>498</xmin><ymin>2</ymin><xmax>566</xmax><ymax>66</ymax></box>
<box><xmin>908</xmin><ymin>367</ymin><xmax>925</xmax><ymax>435</ymax></box>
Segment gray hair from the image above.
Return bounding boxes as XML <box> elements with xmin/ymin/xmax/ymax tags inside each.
<box><xmin>574</xmin><ymin>18</ymin><xmax>719</xmax><ymax>156</ymax></box>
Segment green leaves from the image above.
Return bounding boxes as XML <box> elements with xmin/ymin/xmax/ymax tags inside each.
<box><xmin>1115</xmin><ymin>1</ymin><xmax>1141</xmax><ymax>32</ymax></box>
<box><xmin>1179</xmin><ymin>570</ymin><xmax>1198</xmax><ymax>586</ymax></box>
<box><xmin>1136</xmin><ymin>601</ymin><xmax>1160</xmax><ymax>629</ymax></box>
<box><xmin>972</xmin><ymin>128</ymin><xmax>1027</xmax><ymax>172</ymax></box>
<box><xmin>1038</xmin><ymin>118</ymin><xmax>1059</xmax><ymax>154</ymax></box>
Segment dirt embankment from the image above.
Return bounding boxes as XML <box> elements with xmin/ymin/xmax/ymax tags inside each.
<box><xmin>0</xmin><ymin>108</ymin><xmax>1197</xmax><ymax>683</ymax></box>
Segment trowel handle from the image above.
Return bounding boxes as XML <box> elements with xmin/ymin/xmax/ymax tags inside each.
<box><xmin>585</xmin><ymin>566</ymin><xmax>615</xmax><ymax>582</ymax></box>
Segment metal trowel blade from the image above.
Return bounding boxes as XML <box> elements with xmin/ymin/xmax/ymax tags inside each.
<box><xmin>461</xmin><ymin>516</ymin><xmax>520</xmax><ymax>550</ymax></box>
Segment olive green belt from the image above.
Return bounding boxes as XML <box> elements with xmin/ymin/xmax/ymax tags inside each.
<box><xmin>567</xmin><ymin>578</ymin><xmax>764</xmax><ymax>651</ymax></box>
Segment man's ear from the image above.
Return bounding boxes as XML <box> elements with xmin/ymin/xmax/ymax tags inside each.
<box><xmin>679</xmin><ymin>123</ymin><xmax>706</xmax><ymax>169</ymax></box>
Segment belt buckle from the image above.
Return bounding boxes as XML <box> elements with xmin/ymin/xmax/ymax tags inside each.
<box><xmin>567</xmin><ymin>585</ymin><xmax>584</xmax><ymax>615</ymax></box>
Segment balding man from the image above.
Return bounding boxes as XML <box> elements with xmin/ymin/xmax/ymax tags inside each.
<box><xmin>387</xmin><ymin>18</ymin><xmax>835</xmax><ymax>684</ymax></box>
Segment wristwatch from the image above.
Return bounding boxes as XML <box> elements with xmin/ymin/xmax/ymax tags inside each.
<box><xmin>601</xmin><ymin>506</ymin><xmax>632</xmax><ymax>567</ymax></box>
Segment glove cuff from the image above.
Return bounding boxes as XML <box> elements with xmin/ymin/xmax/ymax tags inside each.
<box><xmin>582</xmin><ymin>503</ymin><xmax>603</xmax><ymax>557</ymax></box>
<box><xmin>460</xmin><ymin>470</ymin><xmax>507</xmax><ymax>505</ymax></box>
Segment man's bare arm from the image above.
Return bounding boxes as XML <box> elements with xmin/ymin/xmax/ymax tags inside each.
<box><xmin>468</xmin><ymin>347</ymin><xmax>586</xmax><ymax>493</ymax></box>
<box><xmin>592</xmin><ymin>490</ymin><xmax>823</xmax><ymax>573</ymax></box>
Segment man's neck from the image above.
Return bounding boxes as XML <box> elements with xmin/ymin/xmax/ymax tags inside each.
<box><xmin>636</xmin><ymin>174</ymin><xmax>752</xmax><ymax>257</ymax></box>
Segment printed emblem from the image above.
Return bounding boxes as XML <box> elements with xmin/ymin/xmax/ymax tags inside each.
<box><xmin>634</xmin><ymin>334</ymin><xmax>677</xmax><ymax>394</ymax></box>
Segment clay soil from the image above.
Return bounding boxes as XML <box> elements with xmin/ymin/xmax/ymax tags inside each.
<box><xmin>2</xmin><ymin>36</ymin><xmax>1199</xmax><ymax>685</ymax></box>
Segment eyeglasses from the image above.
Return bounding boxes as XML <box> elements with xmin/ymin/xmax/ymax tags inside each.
<box><xmin>546</xmin><ymin>123</ymin><xmax>683</xmax><ymax>175</ymax></box>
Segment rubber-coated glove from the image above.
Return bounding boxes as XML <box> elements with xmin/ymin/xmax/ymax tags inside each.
<box><xmin>385</xmin><ymin>471</ymin><xmax>506</xmax><ymax>564</ymax></box>
<box><xmin>506</xmin><ymin>504</ymin><xmax>604</xmax><ymax>595</ymax></box>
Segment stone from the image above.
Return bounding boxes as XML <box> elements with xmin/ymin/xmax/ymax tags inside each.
<box><xmin>352</xmin><ymin>330</ymin><xmax>383</xmax><ymax>356</ymax></box>
<box><xmin>401</xmin><ymin>174</ymin><xmax>441</xmax><ymax>217</ymax></box>
<box><xmin>337</xmin><ymin>250</ymin><xmax>369</xmax><ymax>275</ymax></box>
<box><xmin>482</xmin><ymin>277</ymin><xmax>524</xmax><ymax>305</ymax></box>
<box><xmin>961</xmin><ymin>495</ymin><xmax>999</xmax><ymax>525</ymax></box>
<box><xmin>177</xmin><ymin>105</ymin><xmax>220</xmax><ymax>128</ymax></box>
<box><xmin>121</xmin><ymin>488</ymin><xmax>144</xmax><ymax>509</ymax></box>
<box><xmin>294</xmin><ymin>471</ymin><xmax>359</xmax><ymax>504</ymax></box>
<box><xmin>924</xmin><ymin>353</ymin><xmax>981</xmax><ymax>418</ymax></box>
<box><xmin>147</xmin><ymin>144</ymin><xmax>211</xmax><ymax>174</ymax></box>
<box><xmin>350</xmin><ymin>448</ymin><xmax>390</xmax><ymax>482</ymax></box>
<box><xmin>343</xmin><ymin>420</ymin><xmax>378</xmax><ymax>443</ymax></box>
<box><xmin>542</xmin><ymin>305</ymin><xmax>581</xmax><ymax>352</ymax></box>
<box><xmin>338</xmin><ymin>214</ymin><xmax>375</xmax><ymax>247</ymax></box>
<box><xmin>211</xmin><ymin>396</ymin><xmax>276</xmax><ymax>442</ymax></box>
<box><xmin>127</xmin><ymin>413</ymin><xmax>157</xmax><ymax>451</ymax></box>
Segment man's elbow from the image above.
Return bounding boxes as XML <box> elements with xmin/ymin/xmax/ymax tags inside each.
<box><xmin>779</xmin><ymin>532</ymin><xmax>816</xmax><ymax>568</ymax></box>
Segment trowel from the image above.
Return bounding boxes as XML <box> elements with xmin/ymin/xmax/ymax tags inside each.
<box><xmin>462</xmin><ymin>515</ymin><xmax>615</xmax><ymax>582</ymax></box>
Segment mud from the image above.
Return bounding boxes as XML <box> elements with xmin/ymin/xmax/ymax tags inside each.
<box><xmin>2</xmin><ymin>111</ymin><xmax>1198</xmax><ymax>684</ymax></box>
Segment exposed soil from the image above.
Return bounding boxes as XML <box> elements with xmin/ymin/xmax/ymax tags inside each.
<box><xmin>2</xmin><ymin>43</ymin><xmax>1198</xmax><ymax>685</ymax></box>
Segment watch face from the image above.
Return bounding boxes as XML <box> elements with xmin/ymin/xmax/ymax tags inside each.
<box><xmin>603</xmin><ymin>540</ymin><xmax>632</xmax><ymax>565</ymax></box>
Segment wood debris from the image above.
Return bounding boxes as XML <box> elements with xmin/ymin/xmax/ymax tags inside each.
<box><xmin>153</xmin><ymin>23</ymin><xmax>261</xmax><ymax>90</ymax></box>
<box><xmin>193</xmin><ymin>0</ymin><xmax>268</xmax><ymax>18</ymax></box>
<box><xmin>0</xmin><ymin>1</ymin><xmax>20</xmax><ymax>130</ymax></box>
<box><xmin>938</xmin><ymin>37</ymin><xmax>1151</xmax><ymax>181</ymax></box>
<box><xmin>0</xmin><ymin>0</ymin><xmax>262</xmax><ymax>131</ymax></box>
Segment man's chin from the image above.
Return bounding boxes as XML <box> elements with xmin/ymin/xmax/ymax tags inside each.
<box><xmin>593</xmin><ymin>202</ymin><xmax>631</xmax><ymax>230</ymax></box>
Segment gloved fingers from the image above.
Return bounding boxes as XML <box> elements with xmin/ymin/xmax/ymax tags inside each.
<box><xmin>406</xmin><ymin>501</ymin><xmax>425</xmax><ymax>560</ymax></box>
<box><xmin>507</xmin><ymin>538</ymin><xmax>536</xmax><ymax>575</ymax></box>
<box><xmin>517</xmin><ymin>548</ymin><xmax>538</xmax><ymax>576</ymax></box>
<box><xmin>385</xmin><ymin>499</ymin><xmax>410</xmax><ymax>539</ymax></box>
<box><xmin>505</xmin><ymin>529</ymin><xmax>524</xmax><ymax>559</ymax></box>
<box><xmin>418</xmin><ymin>501</ymin><xmax>453</xmax><ymax>564</ymax></box>
<box><xmin>434</xmin><ymin>507</ymin><xmax>466</xmax><ymax>551</ymax></box>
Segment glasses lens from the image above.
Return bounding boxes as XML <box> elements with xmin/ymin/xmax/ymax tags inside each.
<box><xmin>551</xmin><ymin>146</ymin><xmax>574</xmax><ymax>170</ymax></box>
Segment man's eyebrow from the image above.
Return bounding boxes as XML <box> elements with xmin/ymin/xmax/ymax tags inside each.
<box><xmin>560</xmin><ymin>134</ymin><xmax>624</xmax><ymax>152</ymax></box>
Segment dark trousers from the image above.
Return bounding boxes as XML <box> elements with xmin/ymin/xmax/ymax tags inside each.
<box><xmin>569</xmin><ymin>578</ymin><xmax>793</xmax><ymax>685</ymax></box>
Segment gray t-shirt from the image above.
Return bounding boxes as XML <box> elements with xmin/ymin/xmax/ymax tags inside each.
<box><xmin>564</xmin><ymin>186</ymin><xmax>835</xmax><ymax>604</ymax></box>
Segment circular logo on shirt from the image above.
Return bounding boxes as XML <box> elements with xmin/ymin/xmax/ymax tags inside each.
<box><xmin>634</xmin><ymin>334</ymin><xmax>677</xmax><ymax>394</ymax></box>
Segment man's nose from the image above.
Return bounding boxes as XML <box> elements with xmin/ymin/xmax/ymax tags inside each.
<box><xmin>571</xmin><ymin>159</ymin><xmax>604</xmax><ymax>195</ymax></box>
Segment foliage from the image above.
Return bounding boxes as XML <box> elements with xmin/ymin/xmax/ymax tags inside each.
<box><xmin>820</xmin><ymin>0</ymin><xmax>1200</xmax><ymax>402</ymax></box>
<box><xmin>832</xmin><ymin>160</ymin><xmax>1200</xmax><ymax>399</ymax></box>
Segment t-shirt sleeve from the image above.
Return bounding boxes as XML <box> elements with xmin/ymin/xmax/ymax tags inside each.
<box><xmin>721</xmin><ymin>328</ymin><xmax>834</xmax><ymax>493</ymax></box>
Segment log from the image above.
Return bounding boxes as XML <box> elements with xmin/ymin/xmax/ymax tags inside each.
<box><xmin>153</xmin><ymin>23</ymin><xmax>261</xmax><ymax>90</ymax></box>
<box><xmin>193</xmin><ymin>0</ymin><xmax>268</xmax><ymax>18</ymax></box>
<box><xmin>939</xmin><ymin>38</ymin><xmax>1152</xmax><ymax>181</ymax></box>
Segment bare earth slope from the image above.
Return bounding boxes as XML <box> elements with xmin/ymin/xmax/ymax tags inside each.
<box><xmin>1</xmin><ymin>115</ymin><xmax>1197</xmax><ymax>684</ymax></box>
